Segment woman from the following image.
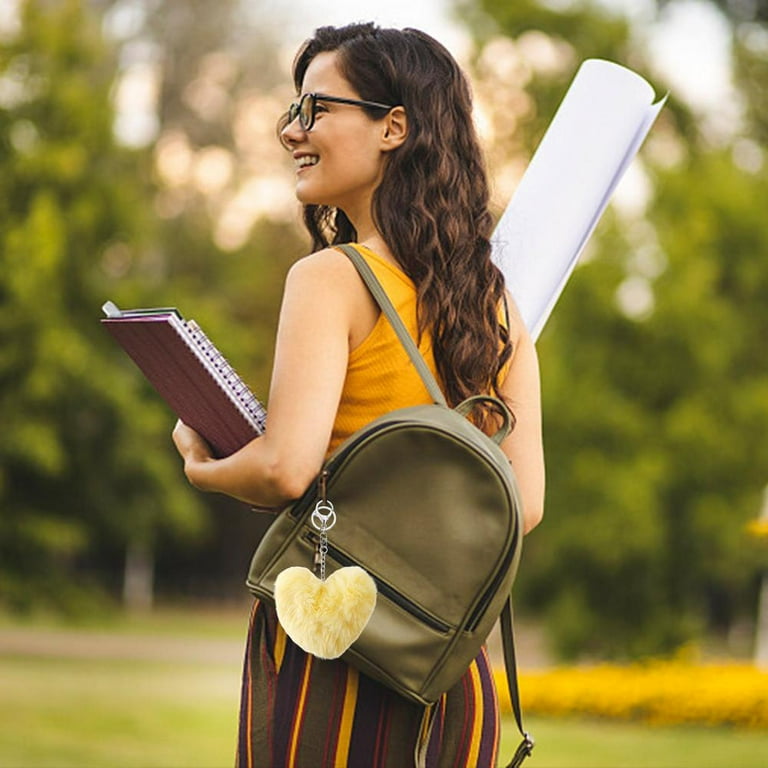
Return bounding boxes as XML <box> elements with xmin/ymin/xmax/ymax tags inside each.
<box><xmin>173</xmin><ymin>22</ymin><xmax>544</xmax><ymax>768</ymax></box>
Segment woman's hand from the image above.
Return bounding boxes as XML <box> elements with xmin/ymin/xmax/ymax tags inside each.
<box><xmin>171</xmin><ymin>420</ymin><xmax>214</xmax><ymax>489</ymax></box>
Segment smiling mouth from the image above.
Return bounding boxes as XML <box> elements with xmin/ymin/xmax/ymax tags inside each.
<box><xmin>296</xmin><ymin>155</ymin><xmax>319</xmax><ymax>170</ymax></box>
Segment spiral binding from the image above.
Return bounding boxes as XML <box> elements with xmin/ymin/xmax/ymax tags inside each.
<box><xmin>185</xmin><ymin>319</ymin><xmax>267</xmax><ymax>434</ymax></box>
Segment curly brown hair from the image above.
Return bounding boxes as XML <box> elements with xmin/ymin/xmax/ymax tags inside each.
<box><xmin>281</xmin><ymin>23</ymin><xmax>512</xmax><ymax>426</ymax></box>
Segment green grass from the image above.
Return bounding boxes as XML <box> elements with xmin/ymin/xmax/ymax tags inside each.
<box><xmin>0</xmin><ymin>654</ymin><xmax>242</xmax><ymax>767</ymax></box>
<box><xmin>500</xmin><ymin>716</ymin><xmax>768</xmax><ymax>768</ymax></box>
<box><xmin>2</xmin><ymin>609</ymin><xmax>767</xmax><ymax>767</ymax></box>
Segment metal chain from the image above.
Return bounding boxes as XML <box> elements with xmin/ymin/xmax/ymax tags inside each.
<box><xmin>310</xmin><ymin>499</ymin><xmax>336</xmax><ymax>583</ymax></box>
<box><xmin>319</xmin><ymin>527</ymin><xmax>329</xmax><ymax>582</ymax></box>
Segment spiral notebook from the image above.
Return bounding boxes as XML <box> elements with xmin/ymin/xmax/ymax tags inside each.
<box><xmin>101</xmin><ymin>301</ymin><xmax>266</xmax><ymax>457</ymax></box>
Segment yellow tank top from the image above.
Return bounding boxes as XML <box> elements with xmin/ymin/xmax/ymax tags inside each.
<box><xmin>328</xmin><ymin>244</ymin><xmax>439</xmax><ymax>454</ymax></box>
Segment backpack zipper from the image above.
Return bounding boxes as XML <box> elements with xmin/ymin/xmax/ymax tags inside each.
<box><xmin>303</xmin><ymin>531</ymin><xmax>451</xmax><ymax>634</ymax></box>
<box><xmin>466</xmin><ymin>534</ymin><xmax>520</xmax><ymax>631</ymax></box>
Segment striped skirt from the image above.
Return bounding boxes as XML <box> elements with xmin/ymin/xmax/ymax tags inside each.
<box><xmin>236</xmin><ymin>600</ymin><xmax>500</xmax><ymax>768</ymax></box>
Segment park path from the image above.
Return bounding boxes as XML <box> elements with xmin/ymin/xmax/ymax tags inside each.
<box><xmin>0</xmin><ymin>619</ymin><xmax>550</xmax><ymax>669</ymax></box>
<box><xmin>0</xmin><ymin>624</ymin><xmax>245</xmax><ymax>664</ymax></box>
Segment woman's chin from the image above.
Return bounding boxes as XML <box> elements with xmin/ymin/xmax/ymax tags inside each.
<box><xmin>295</xmin><ymin>188</ymin><xmax>336</xmax><ymax>209</ymax></box>
<box><xmin>294</xmin><ymin>184</ymin><xmax>321</xmax><ymax>206</ymax></box>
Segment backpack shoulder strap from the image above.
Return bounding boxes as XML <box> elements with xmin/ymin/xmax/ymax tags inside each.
<box><xmin>336</xmin><ymin>243</ymin><xmax>447</xmax><ymax>407</ymax></box>
<box><xmin>500</xmin><ymin>598</ymin><xmax>535</xmax><ymax>768</ymax></box>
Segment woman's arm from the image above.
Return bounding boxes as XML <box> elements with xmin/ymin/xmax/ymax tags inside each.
<box><xmin>498</xmin><ymin>295</ymin><xmax>546</xmax><ymax>534</ymax></box>
<box><xmin>172</xmin><ymin>249</ymin><xmax>362</xmax><ymax>507</ymax></box>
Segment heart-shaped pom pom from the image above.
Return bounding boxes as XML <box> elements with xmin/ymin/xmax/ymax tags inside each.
<box><xmin>274</xmin><ymin>566</ymin><xmax>377</xmax><ymax>659</ymax></box>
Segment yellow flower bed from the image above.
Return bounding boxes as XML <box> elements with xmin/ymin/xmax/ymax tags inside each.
<box><xmin>495</xmin><ymin>662</ymin><xmax>768</xmax><ymax>728</ymax></box>
<box><xmin>747</xmin><ymin>518</ymin><xmax>768</xmax><ymax>539</ymax></box>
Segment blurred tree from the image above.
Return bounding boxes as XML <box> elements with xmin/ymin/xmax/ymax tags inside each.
<box><xmin>0</xmin><ymin>0</ymin><xmax>206</xmax><ymax>613</ymax></box>
<box><xmin>461</xmin><ymin>0</ymin><xmax>768</xmax><ymax>657</ymax></box>
<box><xmin>0</xmin><ymin>0</ymin><xmax>310</xmax><ymax>612</ymax></box>
<box><xmin>702</xmin><ymin>0</ymin><xmax>768</xmax><ymax>147</ymax></box>
<box><xmin>102</xmin><ymin>0</ymin><xmax>302</xmax><ymax>393</ymax></box>
<box><xmin>100</xmin><ymin>0</ymin><xmax>306</xmax><ymax>602</ymax></box>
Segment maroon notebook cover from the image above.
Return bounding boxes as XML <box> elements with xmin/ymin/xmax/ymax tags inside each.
<box><xmin>102</xmin><ymin>313</ymin><xmax>265</xmax><ymax>458</ymax></box>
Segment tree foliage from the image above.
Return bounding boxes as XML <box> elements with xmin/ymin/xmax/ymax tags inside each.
<box><xmin>106</xmin><ymin>0</ymin><xmax>306</xmax><ymax>601</ymax></box>
<box><xmin>463</xmin><ymin>0</ymin><xmax>768</xmax><ymax>657</ymax></box>
<box><xmin>0</xmin><ymin>0</ymin><xmax>207</xmax><ymax>612</ymax></box>
<box><xmin>0</xmin><ymin>0</ymin><xmax>304</xmax><ymax>612</ymax></box>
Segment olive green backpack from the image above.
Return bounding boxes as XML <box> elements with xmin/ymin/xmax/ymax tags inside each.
<box><xmin>246</xmin><ymin>244</ymin><xmax>533</xmax><ymax>767</ymax></box>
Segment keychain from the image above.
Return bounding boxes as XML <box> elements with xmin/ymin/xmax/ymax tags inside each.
<box><xmin>273</xmin><ymin>473</ymin><xmax>377</xmax><ymax>659</ymax></box>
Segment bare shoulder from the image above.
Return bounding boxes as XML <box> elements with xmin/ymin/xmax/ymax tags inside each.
<box><xmin>287</xmin><ymin>247</ymin><xmax>360</xmax><ymax>287</ymax></box>
<box><xmin>283</xmin><ymin>248</ymin><xmax>373</xmax><ymax>336</ymax></box>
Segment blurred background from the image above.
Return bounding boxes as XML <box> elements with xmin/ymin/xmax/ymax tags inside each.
<box><xmin>1</xmin><ymin>0</ymin><xmax>767</xmax><ymax>766</ymax></box>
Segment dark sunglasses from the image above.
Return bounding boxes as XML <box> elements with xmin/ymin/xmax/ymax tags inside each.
<box><xmin>286</xmin><ymin>92</ymin><xmax>394</xmax><ymax>132</ymax></box>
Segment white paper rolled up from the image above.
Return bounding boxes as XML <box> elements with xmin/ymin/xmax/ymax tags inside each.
<box><xmin>491</xmin><ymin>59</ymin><xmax>667</xmax><ymax>340</ymax></box>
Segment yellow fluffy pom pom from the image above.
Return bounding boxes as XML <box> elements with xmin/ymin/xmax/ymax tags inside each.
<box><xmin>274</xmin><ymin>566</ymin><xmax>377</xmax><ymax>659</ymax></box>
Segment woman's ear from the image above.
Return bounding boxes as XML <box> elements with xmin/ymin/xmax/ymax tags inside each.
<box><xmin>380</xmin><ymin>106</ymin><xmax>408</xmax><ymax>151</ymax></box>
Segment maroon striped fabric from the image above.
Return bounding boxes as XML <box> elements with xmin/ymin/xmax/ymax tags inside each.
<box><xmin>236</xmin><ymin>600</ymin><xmax>500</xmax><ymax>768</ymax></box>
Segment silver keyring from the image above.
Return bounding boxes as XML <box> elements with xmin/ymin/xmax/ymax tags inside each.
<box><xmin>311</xmin><ymin>500</ymin><xmax>336</xmax><ymax>531</ymax></box>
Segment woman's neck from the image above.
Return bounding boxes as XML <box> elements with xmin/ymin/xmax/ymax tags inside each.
<box><xmin>353</xmin><ymin>230</ymin><xmax>400</xmax><ymax>268</ymax></box>
<box><xmin>344</xmin><ymin>208</ymin><xmax>398</xmax><ymax>267</ymax></box>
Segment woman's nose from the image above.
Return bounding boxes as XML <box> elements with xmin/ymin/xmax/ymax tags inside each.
<box><xmin>281</xmin><ymin>114</ymin><xmax>305</xmax><ymax>147</ymax></box>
